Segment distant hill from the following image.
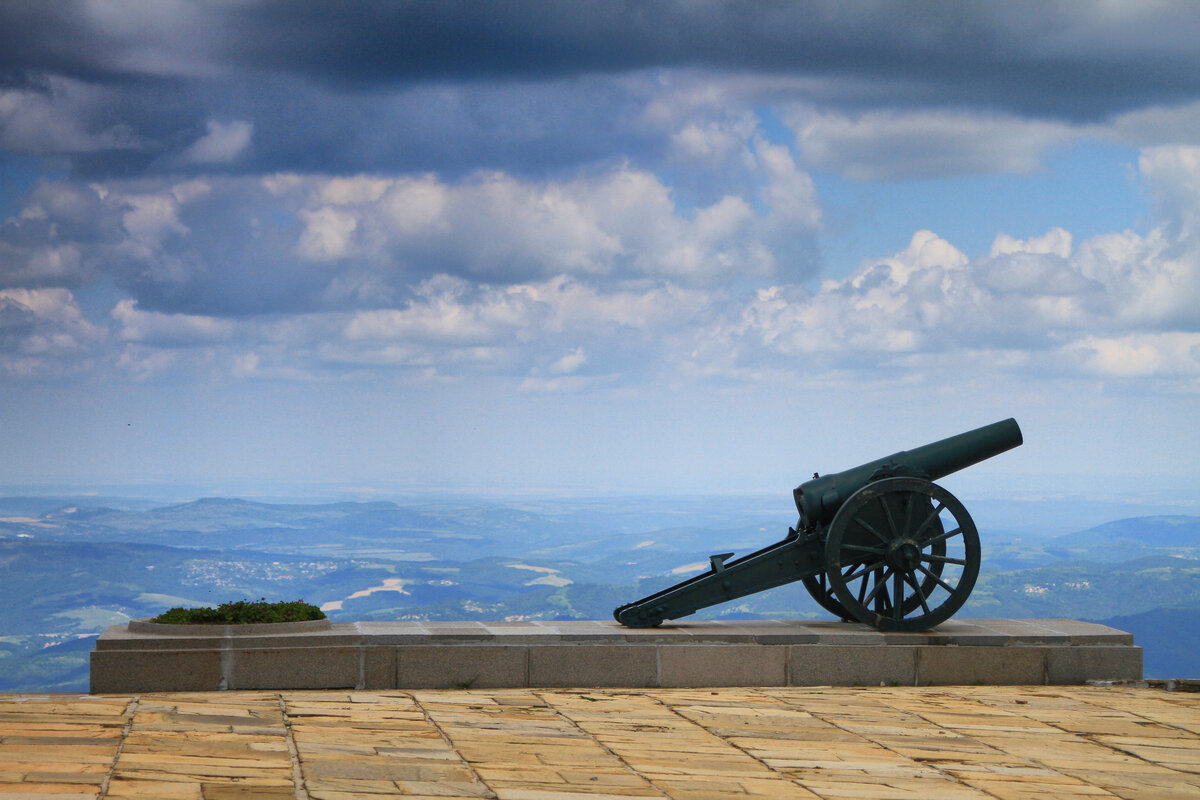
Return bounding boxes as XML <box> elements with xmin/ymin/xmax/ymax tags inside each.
<box><xmin>1091</xmin><ymin>607</ymin><xmax>1200</xmax><ymax>680</ymax></box>
<box><xmin>1054</xmin><ymin>515</ymin><xmax>1200</xmax><ymax>547</ymax></box>
<box><xmin>1045</xmin><ymin>515</ymin><xmax>1200</xmax><ymax>562</ymax></box>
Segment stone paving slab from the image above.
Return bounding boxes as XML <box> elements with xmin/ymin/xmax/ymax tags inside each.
<box><xmin>92</xmin><ymin>619</ymin><xmax>1141</xmax><ymax>692</ymax></box>
<box><xmin>2</xmin><ymin>686</ymin><xmax>1200</xmax><ymax>799</ymax></box>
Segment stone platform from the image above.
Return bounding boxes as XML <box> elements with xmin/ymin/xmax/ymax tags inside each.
<box><xmin>90</xmin><ymin>618</ymin><xmax>1140</xmax><ymax>693</ymax></box>
<box><xmin>4</xmin><ymin>686</ymin><xmax>1199</xmax><ymax>799</ymax></box>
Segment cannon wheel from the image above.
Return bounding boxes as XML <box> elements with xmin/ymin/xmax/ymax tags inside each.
<box><xmin>825</xmin><ymin>477</ymin><xmax>979</xmax><ymax>632</ymax></box>
<box><xmin>804</xmin><ymin>534</ymin><xmax>948</xmax><ymax>621</ymax></box>
<box><xmin>802</xmin><ymin>570</ymin><xmax>854</xmax><ymax>620</ymax></box>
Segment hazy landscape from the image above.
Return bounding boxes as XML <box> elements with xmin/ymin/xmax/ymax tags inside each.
<box><xmin>2</xmin><ymin>491</ymin><xmax>1197</xmax><ymax>692</ymax></box>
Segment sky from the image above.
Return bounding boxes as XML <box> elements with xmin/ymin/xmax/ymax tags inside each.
<box><xmin>1</xmin><ymin>1</ymin><xmax>1198</xmax><ymax>502</ymax></box>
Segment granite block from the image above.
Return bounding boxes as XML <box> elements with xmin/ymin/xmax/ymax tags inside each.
<box><xmin>396</xmin><ymin>645</ymin><xmax>528</xmax><ymax>689</ymax></box>
<box><xmin>917</xmin><ymin>645</ymin><xmax>1046</xmax><ymax>685</ymax></box>
<box><xmin>1046</xmin><ymin>645</ymin><xmax>1142</xmax><ymax>684</ymax></box>
<box><xmin>363</xmin><ymin>645</ymin><xmax>397</xmax><ymax>690</ymax></box>
<box><xmin>659</xmin><ymin>644</ymin><xmax>787</xmax><ymax>687</ymax></box>
<box><xmin>528</xmin><ymin>644</ymin><xmax>658</xmax><ymax>687</ymax></box>
<box><xmin>229</xmin><ymin>646</ymin><xmax>360</xmax><ymax>690</ymax></box>
<box><xmin>789</xmin><ymin>644</ymin><xmax>918</xmax><ymax>686</ymax></box>
<box><xmin>90</xmin><ymin>648</ymin><xmax>221</xmax><ymax>693</ymax></box>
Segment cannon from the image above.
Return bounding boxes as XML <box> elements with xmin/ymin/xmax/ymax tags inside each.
<box><xmin>614</xmin><ymin>418</ymin><xmax>1023</xmax><ymax>632</ymax></box>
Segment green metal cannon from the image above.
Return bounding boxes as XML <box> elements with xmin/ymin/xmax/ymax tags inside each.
<box><xmin>614</xmin><ymin>418</ymin><xmax>1023</xmax><ymax>631</ymax></box>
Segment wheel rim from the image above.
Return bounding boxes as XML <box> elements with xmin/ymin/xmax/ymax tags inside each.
<box><xmin>825</xmin><ymin>477</ymin><xmax>979</xmax><ymax>632</ymax></box>
<box><xmin>802</xmin><ymin>571</ymin><xmax>853</xmax><ymax>620</ymax></box>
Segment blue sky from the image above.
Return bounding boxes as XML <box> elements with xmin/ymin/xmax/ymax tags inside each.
<box><xmin>1</xmin><ymin>1</ymin><xmax>1198</xmax><ymax>501</ymax></box>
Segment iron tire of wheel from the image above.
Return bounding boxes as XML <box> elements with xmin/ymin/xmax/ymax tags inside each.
<box><xmin>824</xmin><ymin>476</ymin><xmax>980</xmax><ymax>632</ymax></box>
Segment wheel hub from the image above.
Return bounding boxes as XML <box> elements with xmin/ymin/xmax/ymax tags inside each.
<box><xmin>887</xmin><ymin>538</ymin><xmax>922</xmax><ymax>571</ymax></box>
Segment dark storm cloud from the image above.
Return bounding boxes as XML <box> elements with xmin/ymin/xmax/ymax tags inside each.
<box><xmin>6</xmin><ymin>2</ymin><xmax>1200</xmax><ymax>115</ymax></box>
<box><xmin>3</xmin><ymin>2</ymin><xmax>1200</xmax><ymax>183</ymax></box>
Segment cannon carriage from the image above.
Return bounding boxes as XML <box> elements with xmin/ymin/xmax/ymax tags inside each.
<box><xmin>614</xmin><ymin>418</ymin><xmax>1023</xmax><ymax>632</ymax></box>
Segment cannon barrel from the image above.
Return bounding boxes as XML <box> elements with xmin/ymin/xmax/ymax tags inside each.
<box><xmin>793</xmin><ymin>418</ymin><xmax>1022</xmax><ymax>528</ymax></box>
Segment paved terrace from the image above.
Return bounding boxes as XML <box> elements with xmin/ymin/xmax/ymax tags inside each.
<box><xmin>2</xmin><ymin>686</ymin><xmax>1198</xmax><ymax>800</ymax></box>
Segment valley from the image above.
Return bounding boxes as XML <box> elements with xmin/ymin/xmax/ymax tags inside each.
<box><xmin>1</xmin><ymin>494</ymin><xmax>1198</xmax><ymax>691</ymax></box>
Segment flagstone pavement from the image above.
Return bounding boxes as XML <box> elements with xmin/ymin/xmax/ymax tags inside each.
<box><xmin>1</xmin><ymin>686</ymin><xmax>1198</xmax><ymax>799</ymax></box>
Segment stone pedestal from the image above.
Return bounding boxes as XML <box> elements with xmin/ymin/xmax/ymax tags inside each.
<box><xmin>90</xmin><ymin>617</ymin><xmax>1141</xmax><ymax>693</ymax></box>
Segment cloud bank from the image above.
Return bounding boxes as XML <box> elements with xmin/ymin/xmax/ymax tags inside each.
<box><xmin>1</xmin><ymin>2</ymin><xmax>1198</xmax><ymax>489</ymax></box>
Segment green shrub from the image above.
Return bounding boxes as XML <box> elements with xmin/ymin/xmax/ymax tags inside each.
<box><xmin>150</xmin><ymin>598</ymin><xmax>326</xmax><ymax>625</ymax></box>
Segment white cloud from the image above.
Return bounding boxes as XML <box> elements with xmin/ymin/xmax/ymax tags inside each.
<box><xmin>703</xmin><ymin>186</ymin><xmax>1200</xmax><ymax>386</ymax></box>
<box><xmin>121</xmin><ymin>192</ymin><xmax>190</xmax><ymax>247</ymax></box>
<box><xmin>991</xmin><ymin>228</ymin><xmax>1072</xmax><ymax>259</ymax></box>
<box><xmin>1067</xmin><ymin>333</ymin><xmax>1200</xmax><ymax>379</ymax></box>
<box><xmin>4</xmin><ymin>134</ymin><xmax>1197</xmax><ymax>397</ymax></box>
<box><xmin>287</xmin><ymin>157</ymin><xmax>818</xmax><ymax>284</ymax></box>
<box><xmin>550</xmin><ymin>347</ymin><xmax>586</xmax><ymax>375</ymax></box>
<box><xmin>0</xmin><ymin>78</ymin><xmax>142</xmax><ymax>155</ymax></box>
<box><xmin>1138</xmin><ymin>145</ymin><xmax>1200</xmax><ymax>238</ymax></box>
<box><xmin>783</xmin><ymin>106</ymin><xmax>1075</xmax><ymax>180</ymax></box>
<box><xmin>0</xmin><ymin>288</ymin><xmax>104</xmax><ymax>375</ymax></box>
<box><xmin>296</xmin><ymin>206</ymin><xmax>357</xmax><ymax>261</ymax></box>
<box><xmin>182</xmin><ymin>119</ymin><xmax>253</xmax><ymax>164</ymax></box>
<box><xmin>111</xmin><ymin>299</ymin><xmax>235</xmax><ymax>346</ymax></box>
<box><xmin>1106</xmin><ymin>101</ymin><xmax>1200</xmax><ymax>148</ymax></box>
<box><xmin>0</xmin><ymin>242</ymin><xmax>86</xmax><ymax>285</ymax></box>
<box><xmin>756</xmin><ymin>138</ymin><xmax>821</xmax><ymax>229</ymax></box>
<box><xmin>518</xmin><ymin>375</ymin><xmax>601</xmax><ymax>393</ymax></box>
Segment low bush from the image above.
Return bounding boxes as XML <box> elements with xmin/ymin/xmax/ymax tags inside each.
<box><xmin>150</xmin><ymin>598</ymin><xmax>326</xmax><ymax>625</ymax></box>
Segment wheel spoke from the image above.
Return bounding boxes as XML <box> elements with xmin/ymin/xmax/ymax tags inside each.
<box><xmin>917</xmin><ymin>563</ymin><xmax>956</xmax><ymax>594</ymax></box>
<box><xmin>922</xmin><ymin>553</ymin><xmax>966</xmax><ymax>566</ymax></box>
<box><xmin>878</xmin><ymin>495</ymin><xmax>901</xmax><ymax>539</ymax></box>
<box><xmin>862</xmin><ymin>568</ymin><xmax>893</xmax><ymax>607</ymax></box>
<box><xmin>842</xmin><ymin>543</ymin><xmax>887</xmax><ymax>555</ymax></box>
<box><xmin>844</xmin><ymin>559</ymin><xmax>887</xmax><ymax>582</ymax></box>
<box><xmin>878</xmin><ymin>570</ymin><xmax>893</xmax><ymax>614</ymax></box>
<box><xmin>904</xmin><ymin>571</ymin><xmax>932</xmax><ymax>614</ymax></box>
<box><xmin>910</xmin><ymin>501</ymin><xmax>946</xmax><ymax>540</ymax></box>
<box><xmin>891</xmin><ymin>570</ymin><xmax>903</xmax><ymax>621</ymax></box>
<box><xmin>923</xmin><ymin>526</ymin><xmax>963</xmax><ymax>547</ymax></box>
<box><xmin>853</xmin><ymin>516</ymin><xmax>891</xmax><ymax>545</ymax></box>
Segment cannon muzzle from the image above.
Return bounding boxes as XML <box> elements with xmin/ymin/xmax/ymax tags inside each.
<box><xmin>793</xmin><ymin>418</ymin><xmax>1022</xmax><ymax>528</ymax></box>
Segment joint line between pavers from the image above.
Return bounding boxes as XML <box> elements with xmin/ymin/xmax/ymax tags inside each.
<box><xmin>1067</xmin><ymin>689</ymin><xmax>1200</xmax><ymax>754</ymax></box>
<box><xmin>644</xmin><ymin>688</ymin><xmax>821</xmax><ymax>793</ymax></box>
<box><xmin>278</xmin><ymin>693</ymin><xmax>310</xmax><ymax>800</ymax></box>
<box><xmin>898</xmin><ymin>689</ymin><xmax>1133</xmax><ymax>798</ymax></box>
<box><xmin>810</xmin><ymin>691</ymin><xmax>1016</xmax><ymax>800</ymax></box>
<box><xmin>534</xmin><ymin>690</ymin><xmax>670</xmax><ymax>796</ymax></box>
<box><xmin>98</xmin><ymin>694</ymin><xmax>139</xmax><ymax>799</ymax></box>
<box><xmin>412</xmin><ymin>691</ymin><xmax>497</xmax><ymax>795</ymax></box>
